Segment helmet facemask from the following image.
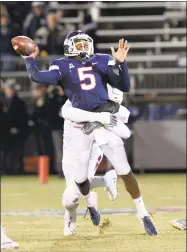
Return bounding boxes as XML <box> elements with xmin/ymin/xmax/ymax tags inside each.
<box><xmin>64</xmin><ymin>33</ymin><xmax>94</xmax><ymax>58</ymax></box>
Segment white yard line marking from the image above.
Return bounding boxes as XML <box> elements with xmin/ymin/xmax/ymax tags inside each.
<box><xmin>1</xmin><ymin>207</ymin><xmax>186</xmax><ymax>217</ymax></box>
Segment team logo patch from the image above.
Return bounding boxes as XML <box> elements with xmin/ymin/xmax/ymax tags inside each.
<box><xmin>69</xmin><ymin>63</ymin><xmax>75</xmax><ymax>69</ymax></box>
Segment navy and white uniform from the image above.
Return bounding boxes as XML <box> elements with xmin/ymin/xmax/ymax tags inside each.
<box><xmin>25</xmin><ymin>54</ymin><xmax>131</xmax><ymax>184</ymax></box>
<box><xmin>25</xmin><ymin>54</ymin><xmax>130</xmax><ymax>111</ymax></box>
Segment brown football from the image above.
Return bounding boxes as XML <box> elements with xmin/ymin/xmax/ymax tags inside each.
<box><xmin>11</xmin><ymin>36</ymin><xmax>37</xmax><ymax>56</ymax></box>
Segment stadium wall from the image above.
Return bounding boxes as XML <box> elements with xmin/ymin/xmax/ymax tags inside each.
<box><xmin>133</xmin><ymin>120</ymin><xmax>186</xmax><ymax>170</ymax></box>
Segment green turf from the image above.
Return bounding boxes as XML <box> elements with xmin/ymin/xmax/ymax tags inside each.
<box><xmin>1</xmin><ymin>174</ymin><xmax>186</xmax><ymax>252</ymax></box>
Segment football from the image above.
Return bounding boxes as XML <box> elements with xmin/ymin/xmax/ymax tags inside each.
<box><xmin>11</xmin><ymin>36</ymin><xmax>37</xmax><ymax>56</ymax></box>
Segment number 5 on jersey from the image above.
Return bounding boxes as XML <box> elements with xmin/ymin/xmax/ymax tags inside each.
<box><xmin>78</xmin><ymin>67</ymin><xmax>96</xmax><ymax>90</ymax></box>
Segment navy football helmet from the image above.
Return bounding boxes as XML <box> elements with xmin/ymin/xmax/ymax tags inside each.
<box><xmin>64</xmin><ymin>30</ymin><xmax>94</xmax><ymax>58</ymax></box>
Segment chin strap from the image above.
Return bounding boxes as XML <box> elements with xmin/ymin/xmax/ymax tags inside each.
<box><xmin>78</xmin><ymin>51</ymin><xmax>89</xmax><ymax>58</ymax></box>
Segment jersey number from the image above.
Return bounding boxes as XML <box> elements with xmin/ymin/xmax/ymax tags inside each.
<box><xmin>78</xmin><ymin>67</ymin><xmax>96</xmax><ymax>90</ymax></box>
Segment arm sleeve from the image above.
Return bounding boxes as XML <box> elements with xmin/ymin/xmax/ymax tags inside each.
<box><xmin>106</xmin><ymin>60</ymin><xmax>131</xmax><ymax>92</ymax></box>
<box><xmin>115</xmin><ymin>105</ymin><xmax>131</xmax><ymax>123</ymax></box>
<box><xmin>61</xmin><ymin>100</ymin><xmax>109</xmax><ymax>124</ymax></box>
<box><xmin>25</xmin><ymin>57</ymin><xmax>62</xmax><ymax>85</ymax></box>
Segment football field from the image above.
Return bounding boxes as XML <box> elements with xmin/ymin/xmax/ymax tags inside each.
<box><xmin>1</xmin><ymin>174</ymin><xmax>186</xmax><ymax>252</ymax></box>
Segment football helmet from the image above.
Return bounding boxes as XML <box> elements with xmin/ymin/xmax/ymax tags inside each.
<box><xmin>64</xmin><ymin>30</ymin><xmax>94</xmax><ymax>58</ymax></box>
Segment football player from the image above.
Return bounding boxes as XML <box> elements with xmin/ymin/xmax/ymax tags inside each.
<box><xmin>62</xmin><ymin>87</ymin><xmax>129</xmax><ymax>235</ymax></box>
<box><xmin>1</xmin><ymin>226</ymin><xmax>19</xmax><ymax>250</ymax></box>
<box><xmin>22</xmin><ymin>30</ymin><xmax>157</xmax><ymax>235</ymax></box>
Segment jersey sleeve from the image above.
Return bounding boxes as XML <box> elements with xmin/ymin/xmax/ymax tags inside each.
<box><xmin>25</xmin><ymin>57</ymin><xmax>62</xmax><ymax>85</ymax></box>
<box><xmin>116</xmin><ymin>105</ymin><xmax>131</xmax><ymax>123</ymax></box>
<box><xmin>100</xmin><ymin>54</ymin><xmax>130</xmax><ymax>92</ymax></box>
<box><xmin>105</xmin><ymin>54</ymin><xmax>131</xmax><ymax>92</ymax></box>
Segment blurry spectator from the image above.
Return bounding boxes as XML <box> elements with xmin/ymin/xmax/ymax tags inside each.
<box><xmin>2</xmin><ymin>79</ymin><xmax>28</xmax><ymax>174</ymax></box>
<box><xmin>30</xmin><ymin>83</ymin><xmax>67</xmax><ymax>176</ymax></box>
<box><xmin>0</xmin><ymin>9</ymin><xmax>20</xmax><ymax>71</ymax></box>
<box><xmin>1</xmin><ymin>2</ymin><xmax>31</xmax><ymax>29</ymax></box>
<box><xmin>79</xmin><ymin>3</ymin><xmax>99</xmax><ymax>52</ymax></box>
<box><xmin>35</xmin><ymin>11</ymin><xmax>65</xmax><ymax>55</ymax></box>
<box><xmin>59</xmin><ymin>10</ymin><xmax>75</xmax><ymax>43</ymax></box>
<box><xmin>30</xmin><ymin>83</ymin><xmax>54</xmax><ymax>173</ymax></box>
<box><xmin>47</xmin><ymin>86</ymin><xmax>67</xmax><ymax>177</ymax></box>
<box><xmin>23</xmin><ymin>2</ymin><xmax>46</xmax><ymax>39</ymax></box>
<box><xmin>0</xmin><ymin>3</ymin><xmax>9</xmax><ymax>17</ymax></box>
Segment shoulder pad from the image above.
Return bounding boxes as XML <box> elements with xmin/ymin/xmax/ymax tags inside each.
<box><xmin>49</xmin><ymin>57</ymin><xmax>65</xmax><ymax>71</ymax></box>
<box><xmin>95</xmin><ymin>53</ymin><xmax>115</xmax><ymax>66</ymax></box>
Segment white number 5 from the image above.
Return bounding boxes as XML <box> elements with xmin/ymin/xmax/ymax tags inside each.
<box><xmin>78</xmin><ymin>67</ymin><xmax>96</xmax><ymax>90</ymax></box>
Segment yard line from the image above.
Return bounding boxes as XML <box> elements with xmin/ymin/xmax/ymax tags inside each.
<box><xmin>1</xmin><ymin>207</ymin><xmax>186</xmax><ymax>217</ymax></box>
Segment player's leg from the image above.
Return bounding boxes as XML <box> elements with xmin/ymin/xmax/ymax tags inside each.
<box><xmin>170</xmin><ymin>219</ymin><xmax>186</xmax><ymax>230</ymax></box>
<box><xmin>100</xmin><ymin>131</ymin><xmax>157</xmax><ymax>236</ymax></box>
<box><xmin>62</xmin><ymin>152</ymin><xmax>79</xmax><ymax>236</ymax></box>
<box><xmin>88</xmin><ymin>142</ymin><xmax>105</xmax><ymax>188</ymax></box>
<box><xmin>62</xmin><ymin>120</ymin><xmax>80</xmax><ymax>235</ymax></box>
<box><xmin>69</xmin><ymin>126</ymin><xmax>101</xmax><ymax>226</ymax></box>
<box><xmin>103</xmin><ymin>166</ymin><xmax>118</xmax><ymax>201</ymax></box>
<box><xmin>63</xmin><ymin>121</ymin><xmax>100</xmax><ymax>226</ymax></box>
<box><xmin>1</xmin><ymin>225</ymin><xmax>19</xmax><ymax>250</ymax></box>
<box><xmin>106</xmin><ymin>120</ymin><xmax>131</xmax><ymax>139</ymax></box>
<box><xmin>62</xmin><ymin>181</ymin><xmax>80</xmax><ymax>236</ymax></box>
<box><xmin>88</xmin><ymin>141</ymin><xmax>118</xmax><ymax>201</ymax></box>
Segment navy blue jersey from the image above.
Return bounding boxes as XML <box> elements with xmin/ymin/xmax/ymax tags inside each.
<box><xmin>25</xmin><ymin>54</ymin><xmax>130</xmax><ymax>111</ymax></box>
<box><xmin>49</xmin><ymin>54</ymin><xmax>115</xmax><ymax>111</ymax></box>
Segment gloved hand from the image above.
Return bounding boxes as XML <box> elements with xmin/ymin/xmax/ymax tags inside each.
<box><xmin>82</xmin><ymin>114</ymin><xmax>117</xmax><ymax>135</ymax></box>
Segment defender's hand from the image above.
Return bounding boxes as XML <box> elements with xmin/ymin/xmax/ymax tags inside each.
<box><xmin>82</xmin><ymin>113</ymin><xmax>117</xmax><ymax>135</ymax></box>
<box><xmin>97</xmin><ymin>112</ymin><xmax>117</xmax><ymax>126</ymax></box>
<box><xmin>21</xmin><ymin>46</ymin><xmax>39</xmax><ymax>59</ymax></box>
<box><xmin>111</xmin><ymin>39</ymin><xmax>130</xmax><ymax>63</ymax></box>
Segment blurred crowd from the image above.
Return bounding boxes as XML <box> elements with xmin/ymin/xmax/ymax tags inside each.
<box><xmin>0</xmin><ymin>78</ymin><xmax>186</xmax><ymax>176</ymax></box>
<box><xmin>0</xmin><ymin>79</ymin><xmax>67</xmax><ymax>176</ymax></box>
<box><xmin>1</xmin><ymin>1</ymin><xmax>98</xmax><ymax>69</ymax></box>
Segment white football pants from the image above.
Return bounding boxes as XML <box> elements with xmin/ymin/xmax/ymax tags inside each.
<box><xmin>62</xmin><ymin>119</ymin><xmax>104</xmax><ymax>211</ymax></box>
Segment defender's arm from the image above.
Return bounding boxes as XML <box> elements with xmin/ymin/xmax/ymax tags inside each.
<box><xmin>106</xmin><ymin>62</ymin><xmax>130</xmax><ymax>92</ymax></box>
<box><xmin>61</xmin><ymin>100</ymin><xmax>114</xmax><ymax>125</ymax></box>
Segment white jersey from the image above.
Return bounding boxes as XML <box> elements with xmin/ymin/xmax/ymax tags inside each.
<box><xmin>62</xmin><ymin>86</ymin><xmax>131</xmax><ymax>183</ymax></box>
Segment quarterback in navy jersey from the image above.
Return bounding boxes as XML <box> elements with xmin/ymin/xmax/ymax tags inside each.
<box><xmin>24</xmin><ymin>30</ymin><xmax>130</xmax><ymax>111</ymax></box>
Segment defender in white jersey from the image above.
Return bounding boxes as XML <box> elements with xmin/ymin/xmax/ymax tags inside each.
<box><xmin>62</xmin><ymin>86</ymin><xmax>131</xmax><ymax>235</ymax></box>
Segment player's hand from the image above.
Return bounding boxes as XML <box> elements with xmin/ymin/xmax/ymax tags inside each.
<box><xmin>98</xmin><ymin>112</ymin><xmax>117</xmax><ymax>126</ymax></box>
<box><xmin>111</xmin><ymin>39</ymin><xmax>130</xmax><ymax>63</ymax></box>
<box><xmin>108</xmin><ymin>114</ymin><xmax>117</xmax><ymax>127</ymax></box>
<box><xmin>82</xmin><ymin>122</ymin><xmax>103</xmax><ymax>135</ymax></box>
<box><xmin>82</xmin><ymin>113</ymin><xmax>117</xmax><ymax>135</ymax></box>
<box><xmin>21</xmin><ymin>46</ymin><xmax>39</xmax><ymax>59</ymax></box>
